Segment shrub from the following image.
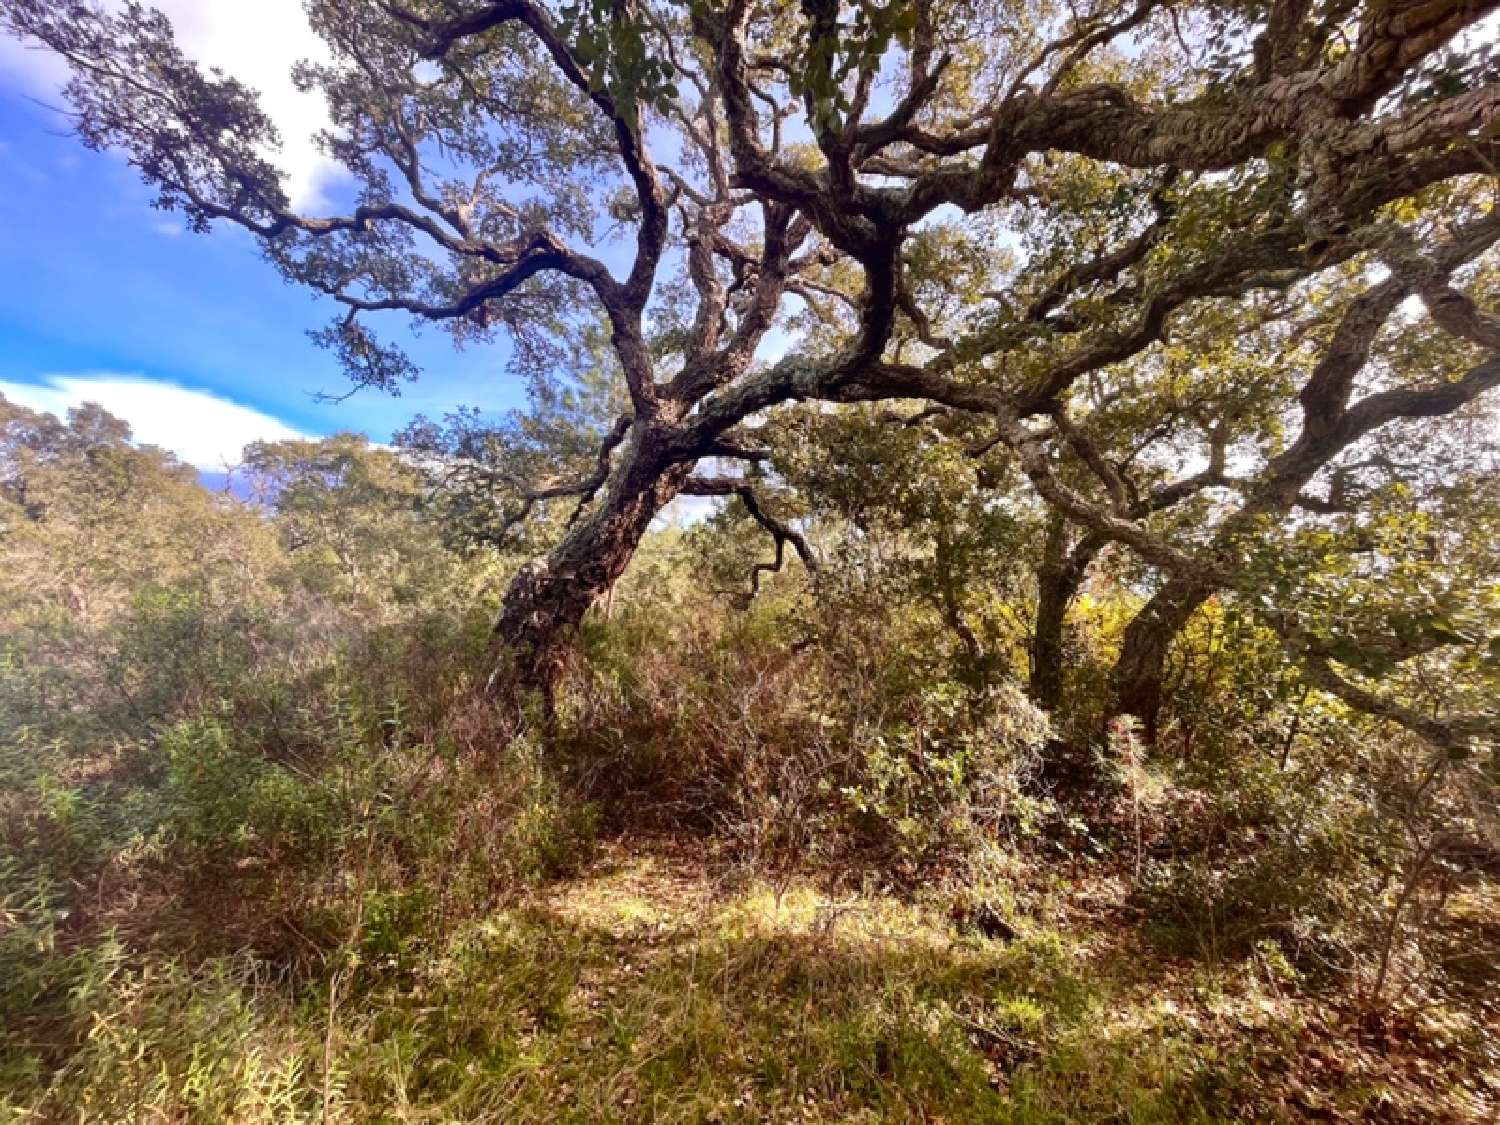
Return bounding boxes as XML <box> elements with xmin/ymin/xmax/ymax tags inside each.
<box><xmin>1133</xmin><ymin>749</ymin><xmax>1396</xmax><ymax>973</ymax></box>
<box><xmin>562</xmin><ymin>600</ymin><xmax>1049</xmax><ymax>871</ymax></box>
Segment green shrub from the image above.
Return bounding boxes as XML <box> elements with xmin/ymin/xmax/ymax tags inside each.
<box><xmin>1133</xmin><ymin>752</ymin><xmax>1393</xmax><ymax>970</ymax></box>
<box><xmin>160</xmin><ymin>714</ymin><xmax>338</xmax><ymax>862</ymax></box>
<box><xmin>3</xmin><ymin>941</ymin><xmax>319</xmax><ymax>1123</ymax></box>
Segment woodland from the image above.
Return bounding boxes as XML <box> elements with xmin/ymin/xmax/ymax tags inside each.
<box><xmin>1</xmin><ymin>0</ymin><xmax>1499</xmax><ymax>1119</ymax></box>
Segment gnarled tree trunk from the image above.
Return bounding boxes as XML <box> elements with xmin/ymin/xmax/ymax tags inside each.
<box><xmin>1110</xmin><ymin>575</ymin><xmax>1214</xmax><ymax>741</ymax></box>
<box><xmin>1029</xmin><ymin>516</ymin><xmax>1104</xmax><ymax>713</ymax></box>
<box><xmin>486</xmin><ymin>429</ymin><xmax>691</xmax><ymax>723</ymax></box>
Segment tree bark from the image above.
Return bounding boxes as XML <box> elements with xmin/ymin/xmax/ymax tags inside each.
<box><xmin>1111</xmin><ymin>575</ymin><xmax>1215</xmax><ymax>741</ymax></box>
<box><xmin>1029</xmin><ymin>516</ymin><xmax>1102</xmax><ymax>713</ymax></box>
<box><xmin>486</xmin><ymin>427</ymin><xmax>690</xmax><ymax>725</ymax></box>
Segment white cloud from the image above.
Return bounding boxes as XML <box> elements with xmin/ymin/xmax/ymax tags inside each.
<box><xmin>0</xmin><ymin>0</ymin><xmax>344</xmax><ymax>211</ymax></box>
<box><xmin>0</xmin><ymin>374</ymin><xmax>309</xmax><ymax>470</ymax></box>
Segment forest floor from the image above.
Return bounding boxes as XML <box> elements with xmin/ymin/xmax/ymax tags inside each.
<box><xmin>8</xmin><ymin>826</ymin><xmax>1499</xmax><ymax>1122</ymax></box>
<box><xmin>314</xmin><ymin>836</ymin><xmax>1499</xmax><ymax>1123</ymax></box>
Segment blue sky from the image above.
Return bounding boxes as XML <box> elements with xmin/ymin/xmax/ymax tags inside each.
<box><xmin>0</xmin><ymin>2</ymin><xmax>530</xmax><ymax>471</ymax></box>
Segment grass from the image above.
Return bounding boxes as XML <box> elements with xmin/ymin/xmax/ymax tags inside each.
<box><xmin>7</xmin><ymin>838</ymin><xmax>1495</xmax><ymax>1123</ymax></box>
<box><xmin>315</xmin><ymin>850</ymin><xmax>1194</xmax><ymax>1123</ymax></box>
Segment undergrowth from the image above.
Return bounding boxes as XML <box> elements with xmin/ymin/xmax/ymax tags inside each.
<box><xmin>1</xmin><ymin>421</ymin><xmax>1496</xmax><ymax>1122</ymax></box>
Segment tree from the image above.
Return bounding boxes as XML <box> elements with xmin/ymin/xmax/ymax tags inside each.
<box><xmin>1035</xmin><ymin>219</ymin><xmax>1500</xmax><ymax>744</ymax></box>
<box><xmin>243</xmin><ymin>432</ymin><xmax>462</xmax><ymax>609</ymax></box>
<box><xmin>8</xmin><ymin>0</ymin><xmax>1498</xmax><ymax>740</ymax></box>
<box><xmin>0</xmin><ymin>394</ymin><xmax>281</xmax><ymax>735</ymax></box>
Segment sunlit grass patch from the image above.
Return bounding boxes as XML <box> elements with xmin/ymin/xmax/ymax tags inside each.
<box><xmin>323</xmin><ymin>861</ymin><xmax>1152</xmax><ymax>1123</ymax></box>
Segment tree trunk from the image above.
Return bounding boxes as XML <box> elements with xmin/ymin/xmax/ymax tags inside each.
<box><xmin>933</xmin><ymin>532</ymin><xmax>987</xmax><ymax>691</ymax></box>
<box><xmin>486</xmin><ymin>429</ymin><xmax>689</xmax><ymax>726</ymax></box>
<box><xmin>1029</xmin><ymin>516</ymin><xmax>1102</xmax><ymax>713</ymax></box>
<box><xmin>1110</xmin><ymin>574</ymin><xmax>1214</xmax><ymax>741</ymax></box>
<box><xmin>1030</xmin><ymin>517</ymin><xmax>1071</xmax><ymax>712</ymax></box>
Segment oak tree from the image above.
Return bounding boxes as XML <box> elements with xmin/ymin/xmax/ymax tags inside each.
<box><xmin>9</xmin><ymin>0</ymin><xmax>1498</xmax><ymax>745</ymax></box>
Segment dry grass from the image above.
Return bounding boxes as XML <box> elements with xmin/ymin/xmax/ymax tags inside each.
<box><xmin>4</xmin><ymin>830</ymin><xmax>1497</xmax><ymax>1123</ymax></box>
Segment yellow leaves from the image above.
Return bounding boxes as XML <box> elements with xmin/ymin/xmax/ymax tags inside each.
<box><xmin>1388</xmin><ymin>197</ymin><xmax>1424</xmax><ymax>224</ymax></box>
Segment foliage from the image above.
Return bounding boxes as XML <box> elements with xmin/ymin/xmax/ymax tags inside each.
<box><xmin>562</xmin><ymin>577</ymin><xmax>1050</xmax><ymax>871</ymax></box>
<box><xmin>2</xmin><ymin>0</ymin><xmax>1500</xmax><ymax>1107</ymax></box>
<box><xmin>7</xmin><ymin>0</ymin><xmax>1499</xmax><ymax>745</ymax></box>
<box><xmin>0</xmin><ymin>393</ymin><xmax>1497</xmax><ymax>1120</ymax></box>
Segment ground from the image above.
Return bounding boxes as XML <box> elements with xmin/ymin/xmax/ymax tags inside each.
<box><xmin>314</xmin><ymin>839</ymin><xmax>1499</xmax><ymax>1123</ymax></box>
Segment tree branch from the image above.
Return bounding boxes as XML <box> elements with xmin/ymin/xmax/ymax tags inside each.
<box><xmin>682</xmin><ymin>475</ymin><xmax>818</xmax><ymax>594</ymax></box>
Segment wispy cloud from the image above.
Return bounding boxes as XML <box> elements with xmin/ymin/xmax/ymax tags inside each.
<box><xmin>0</xmin><ymin>373</ymin><xmax>309</xmax><ymax>470</ymax></box>
<box><xmin>0</xmin><ymin>0</ymin><xmax>345</xmax><ymax>211</ymax></box>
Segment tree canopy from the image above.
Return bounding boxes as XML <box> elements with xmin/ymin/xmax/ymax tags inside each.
<box><xmin>7</xmin><ymin>0</ymin><xmax>1498</xmax><ymax>748</ymax></box>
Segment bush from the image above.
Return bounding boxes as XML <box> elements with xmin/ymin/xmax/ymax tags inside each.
<box><xmin>2</xmin><ymin>933</ymin><xmax>318</xmax><ymax>1122</ymax></box>
<box><xmin>0</xmin><ymin>693</ymin><xmax>600</xmax><ymax>1111</ymax></box>
<box><xmin>161</xmin><ymin>714</ymin><xmax>339</xmax><ymax>861</ymax></box>
<box><xmin>1132</xmin><ymin>748</ymin><xmax>1396</xmax><ymax>972</ymax></box>
<box><xmin>561</xmin><ymin>599</ymin><xmax>1049</xmax><ymax>871</ymax></box>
